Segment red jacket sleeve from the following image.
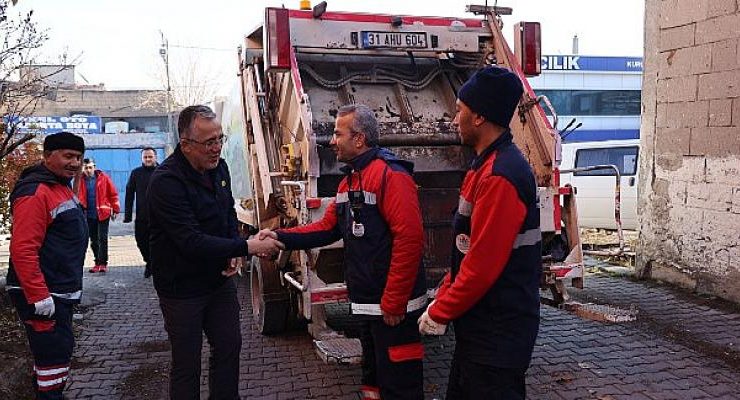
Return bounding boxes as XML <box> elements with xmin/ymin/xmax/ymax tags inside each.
<box><xmin>428</xmin><ymin>175</ymin><xmax>526</xmax><ymax>324</ymax></box>
<box><xmin>105</xmin><ymin>174</ymin><xmax>121</xmax><ymax>213</ymax></box>
<box><xmin>277</xmin><ymin>200</ymin><xmax>342</xmax><ymax>249</ymax></box>
<box><xmin>9</xmin><ymin>192</ymin><xmax>52</xmax><ymax>303</ymax></box>
<box><xmin>378</xmin><ymin>169</ymin><xmax>425</xmax><ymax>316</ymax></box>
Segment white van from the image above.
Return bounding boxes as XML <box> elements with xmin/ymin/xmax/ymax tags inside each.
<box><xmin>560</xmin><ymin>139</ymin><xmax>640</xmax><ymax>230</ymax></box>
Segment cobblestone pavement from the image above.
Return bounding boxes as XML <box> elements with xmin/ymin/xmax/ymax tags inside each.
<box><xmin>2</xmin><ymin>236</ymin><xmax>740</xmax><ymax>399</ymax></box>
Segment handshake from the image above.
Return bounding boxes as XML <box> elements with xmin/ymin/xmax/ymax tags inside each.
<box><xmin>224</xmin><ymin>230</ymin><xmax>285</xmax><ymax>277</ymax></box>
<box><xmin>247</xmin><ymin>229</ymin><xmax>285</xmax><ymax>258</ymax></box>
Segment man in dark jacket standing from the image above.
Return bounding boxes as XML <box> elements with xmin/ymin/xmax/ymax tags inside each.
<box><xmin>263</xmin><ymin>104</ymin><xmax>427</xmax><ymax>399</ymax></box>
<box><xmin>6</xmin><ymin>132</ymin><xmax>88</xmax><ymax>399</ymax></box>
<box><xmin>417</xmin><ymin>66</ymin><xmax>541</xmax><ymax>399</ymax></box>
<box><xmin>148</xmin><ymin>105</ymin><xmax>283</xmax><ymax>399</ymax></box>
<box><xmin>123</xmin><ymin>147</ymin><xmax>158</xmax><ymax>278</ymax></box>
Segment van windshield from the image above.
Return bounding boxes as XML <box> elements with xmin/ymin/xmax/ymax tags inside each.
<box><xmin>574</xmin><ymin>146</ymin><xmax>639</xmax><ymax>176</ymax></box>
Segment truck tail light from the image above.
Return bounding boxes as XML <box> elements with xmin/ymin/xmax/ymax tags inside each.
<box><xmin>514</xmin><ymin>22</ymin><xmax>541</xmax><ymax>77</ymax></box>
<box><xmin>265</xmin><ymin>8</ymin><xmax>291</xmax><ymax>71</ymax></box>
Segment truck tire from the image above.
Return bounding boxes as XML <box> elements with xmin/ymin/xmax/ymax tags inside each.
<box><xmin>249</xmin><ymin>256</ymin><xmax>292</xmax><ymax>335</ymax></box>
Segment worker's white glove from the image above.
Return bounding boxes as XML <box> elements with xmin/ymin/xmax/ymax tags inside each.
<box><xmin>418</xmin><ymin>308</ymin><xmax>446</xmax><ymax>336</ymax></box>
<box><xmin>34</xmin><ymin>297</ymin><xmax>55</xmax><ymax>317</ymax></box>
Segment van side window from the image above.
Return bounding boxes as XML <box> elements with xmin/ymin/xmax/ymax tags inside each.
<box><xmin>574</xmin><ymin>146</ymin><xmax>639</xmax><ymax>176</ymax></box>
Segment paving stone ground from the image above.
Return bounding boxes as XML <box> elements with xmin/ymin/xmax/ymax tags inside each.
<box><xmin>3</xmin><ymin>235</ymin><xmax>740</xmax><ymax>399</ymax></box>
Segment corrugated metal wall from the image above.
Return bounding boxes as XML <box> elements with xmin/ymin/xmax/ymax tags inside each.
<box><xmin>85</xmin><ymin>148</ymin><xmax>166</xmax><ymax>213</ymax></box>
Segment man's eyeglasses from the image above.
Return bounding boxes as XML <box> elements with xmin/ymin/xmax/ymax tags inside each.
<box><xmin>182</xmin><ymin>135</ymin><xmax>227</xmax><ymax>149</ymax></box>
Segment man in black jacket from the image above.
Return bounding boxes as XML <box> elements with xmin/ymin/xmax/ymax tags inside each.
<box><xmin>123</xmin><ymin>147</ymin><xmax>158</xmax><ymax>278</ymax></box>
<box><xmin>147</xmin><ymin>105</ymin><xmax>283</xmax><ymax>399</ymax></box>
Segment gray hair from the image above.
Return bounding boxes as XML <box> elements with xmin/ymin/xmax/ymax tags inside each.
<box><xmin>177</xmin><ymin>105</ymin><xmax>217</xmax><ymax>139</ymax></box>
<box><xmin>337</xmin><ymin>104</ymin><xmax>379</xmax><ymax>147</ymax></box>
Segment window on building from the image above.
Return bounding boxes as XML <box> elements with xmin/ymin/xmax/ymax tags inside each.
<box><xmin>574</xmin><ymin>146</ymin><xmax>639</xmax><ymax>176</ymax></box>
<box><xmin>536</xmin><ymin>90</ymin><xmax>641</xmax><ymax>116</ymax></box>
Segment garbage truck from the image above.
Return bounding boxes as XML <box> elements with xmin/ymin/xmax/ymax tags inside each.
<box><xmin>220</xmin><ymin>2</ymin><xmax>584</xmax><ymax>363</ymax></box>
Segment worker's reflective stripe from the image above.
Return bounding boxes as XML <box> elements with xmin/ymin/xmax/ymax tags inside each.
<box><xmin>513</xmin><ymin>228</ymin><xmax>541</xmax><ymax>249</ymax></box>
<box><xmin>5</xmin><ymin>286</ymin><xmax>82</xmax><ymax>300</ymax></box>
<box><xmin>50</xmin><ymin>199</ymin><xmax>79</xmax><ymax>219</ymax></box>
<box><xmin>35</xmin><ymin>366</ymin><xmax>70</xmax><ymax>376</ymax></box>
<box><xmin>458</xmin><ymin>196</ymin><xmax>473</xmax><ymax>217</ymax></box>
<box><xmin>51</xmin><ymin>290</ymin><xmax>82</xmax><ymax>300</ymax></box>
<box><xmin>335</xmin><ymin>191</ymin><xmax>377</xmax><ymax>205</ymax></box>
<box><xmin>351</xmin><ymin>294</ymin><xmax>428</xmax><ymax>315</ymax></box>
<box><xmin>37</xmin><ymin>376</ymin><xmax>68</xmax><ymax>389</ymax></box>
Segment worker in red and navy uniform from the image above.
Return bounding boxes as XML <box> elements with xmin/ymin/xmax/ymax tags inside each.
<box><xmin>418</xmin><ymin>66</ymin><xmax>542</xmax><ymax>399</ymax></box>
<box><xmin>5</xmin><ymin>132</ymin><xmax>88</xmax><ymax>400</ymax></box>
<box><xmin>262</xmin><ymin>104</ymin><xmax>426</xmax><ymax>399</ymax></box>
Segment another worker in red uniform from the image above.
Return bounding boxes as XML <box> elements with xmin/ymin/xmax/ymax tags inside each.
<box><xmin>262</xmin><ymin>104</ymin><xmax>427</xmax><ymax>399</ymax></box>
<box><xmin>418</xmin><ymin>66</ymin><xmax>542</xmax><ymax>399</ymax></box>
<box><xmin>5</xmin><ymin>132</ymin><xmax>88</xmax><ymax>400</ymax></box>
<box><xmin>76</xmin><ymin>158</ymin><xmax>120</xmax><ymax>273</ymax></box>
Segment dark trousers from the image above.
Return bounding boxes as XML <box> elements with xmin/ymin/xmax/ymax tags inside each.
<box><xmin>86</xmin><ymin>217</ymin><xmax>110</xmax><ymax>265</ymax></box>
<box><xmin>134</xmin><ymin>220</ymin><xmax>150</xmax><ymax>273</ymax></box>
<box><xmin>158</xmin><ymin>279</ymin><xmax>241</xmax><ymax>400</ymax></box>
<box><xmin>9</xmin><ymin>292</ymin><xmax>75</xmax><ymax>400</ymax></box>
<box><xmin>359</xmin><ymin>311</ymin><xmax>424</xmax><ymax>400</ymax></box>
<box><xmin>446</xmin><ymin>345</ymin><xmax>527</xmax><ymax>400</ymax></box>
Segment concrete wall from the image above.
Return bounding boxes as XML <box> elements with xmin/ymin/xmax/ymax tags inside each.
<box><xmin>638</xmin><ymin>0</ymin><xmax>740</xmax><ymax>302</ymax></box>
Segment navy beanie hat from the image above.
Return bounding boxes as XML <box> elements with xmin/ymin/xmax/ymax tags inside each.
<box><xmin>458</xmin><ymin>66</ymin><xmax>524</xmax><ymax>128</ymax></box>
<box><xmin>43</xmin><ymin>131</ymin><xmax>85</xmax><ymax>153</ymax></box>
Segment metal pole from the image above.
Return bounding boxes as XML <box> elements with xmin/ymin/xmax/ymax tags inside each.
<box><xmin>160</xmin><ymin>31</ymin><xmax>175</xmax><ymax>151</ymax></box>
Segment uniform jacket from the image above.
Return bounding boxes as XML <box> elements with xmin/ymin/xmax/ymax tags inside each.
<box><xmin>428</xmin><ymin>131</ymin><xmax>541</xmax><ymax>369</ymax></box>
<box><xmin>5</xmin><ymin>163</ymin><xmax>88</xmax><ymax>304</ymax></box>
<box><xmin>277</xmin><ymin>147</ymin><xmax>426</xmax><ymax>316</ymax></box>
<box><xmin>147</xmin><ymin>145</ymin><xmax>248</xmax><ymax>298</ymax></box>
<box><xmin>76</xmin><ymin>170</ymin><xmax>120</xmax><ymax>221</ymax></box>
<box><xmin>124</xmin><ymin>164</ymin><xmax>157</xmax><ymax>223</ymax></box>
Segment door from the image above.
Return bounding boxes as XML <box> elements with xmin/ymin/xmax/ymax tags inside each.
<box><xmin>570</xmin><ymin>144</ymin><xmax>639</xmax><ymax>230</ymax></box>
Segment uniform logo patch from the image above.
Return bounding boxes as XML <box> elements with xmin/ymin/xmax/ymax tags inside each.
<box><xmin>221</xmin><ymin>180</ymin><xmax>227</xmax><ymax>187</ymax></box>
<box><xmin>455</xmin><ymin>234</ymin><xmax>470</xmax><ymax>254</ymax></box>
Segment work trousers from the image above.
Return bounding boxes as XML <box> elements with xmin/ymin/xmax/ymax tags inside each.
<box><xmin>158</xmin><ymin>279</ymin><xmax>241</xmax><ymax>400</ymax></box>
<box><xmin>446</xmin><ymin>345</ymin><xmax>527</xmax><ymax>400</ymax></box>
<box><xmin>86</xmin><ymin>217</ymin><xmax>110</xmax><ymax>265</ymax></box>
<box><xmin>358</xmin><ymin>310</ymin><xmax>424</xmax><ymax>400</ymax></box>
<box><xmin>134</xmin><ymin>220</ymin><xmax>150</xmax><ymax>274</ymax></box>
<box><xmin>9</xmin><ymin>292</ymin><xmax>75</xmax><ymax>400</ymax></box>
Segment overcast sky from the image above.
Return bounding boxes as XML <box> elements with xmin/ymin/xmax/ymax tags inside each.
<box><xmin>13</xmin><ymin>0</ymin><xmax>645</xmax><ymax>96</ymax></box>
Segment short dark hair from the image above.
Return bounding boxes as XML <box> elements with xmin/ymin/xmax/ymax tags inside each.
<box><xmin>177</xmin><ymin>105</ymin><xmax>216</xmax><ymax>139</ymax></box>
<box><xmin>141</xmin><ymin>146</ymin><xmax>156</xmax><ymax>153</ymax></box>
<box><xmin>83</xmin><ymin>158</ymin><xmax>94</xmax><ymax>165</ymax></box>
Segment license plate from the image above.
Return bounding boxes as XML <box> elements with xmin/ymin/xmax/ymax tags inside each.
<box><xmin>361</xmin><ymin>31</ymin><xmax>428</xmax><ymax>49</ymax></box>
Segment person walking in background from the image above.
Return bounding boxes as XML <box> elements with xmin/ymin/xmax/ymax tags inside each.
<box><xmin>5</xmin><ymin>132</ymin><xmax>88</xmax><ymax>399</ymax></box>
<box><xmin>124</xmin><ymin>147</ymin><xmax>158</xmax><ymax>278</ymax></box>
<box><xmin>76</xmin><ymin>158</ymin><xmax>120</xmax><ymax>273</ymax></box>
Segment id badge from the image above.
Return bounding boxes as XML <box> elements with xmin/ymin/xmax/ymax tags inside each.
<box><xmin>352</xmin><ymin>221</ymin><xmax>365</xmax><ymax>237</ymax></box>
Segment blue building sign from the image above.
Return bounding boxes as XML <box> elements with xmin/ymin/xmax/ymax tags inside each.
<box><xmin>13</xmin><ymin>116</ymin><xmax>103</xmax><ymax>134</ymax></box>
<box><xmin>541</xmin><ymin>55</ymin><xmax>643</xmax><ymax>72</ymax></box>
